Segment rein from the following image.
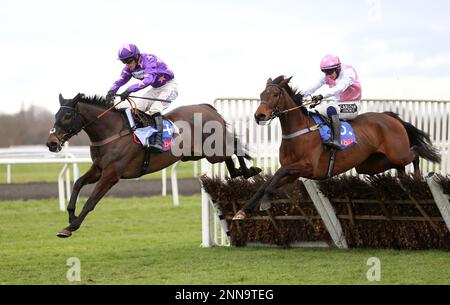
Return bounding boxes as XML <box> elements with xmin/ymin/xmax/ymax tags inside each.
<box><xmin>89</xmin><ymin>98</ymin><xmax>138</xmax><ymax>146</ymax></box>
<box><xmin>114</xmin><ymin>94</ymin><xmax>172</xmax><ymax>103</ymax></box>
<box><xmin>262</xmin><ymin>84</ymin><xmax>317</xmax><ymax>117</ymax></box>
<box><xmin>54</xmin><ymin>98</ymin><xmax>137</xmax><ymax>147</ymax></box>
<box><xmin>94</xmin><ymin>97</ymin><xmax>137</xmax><ymax>120</ymax></box>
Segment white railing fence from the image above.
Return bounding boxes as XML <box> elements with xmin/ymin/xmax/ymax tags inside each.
<box><xmin>200</xmin><ymin>98</ymin><xmax>450</xmax><ymax>247</ymax></box>
<box><xmin>0</xmin><ymin>144</ymin><xmax>180</xmax><ymax>209</ymax></box>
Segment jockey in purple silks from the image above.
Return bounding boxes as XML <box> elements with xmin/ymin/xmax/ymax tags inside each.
<box><xmin>105</xmin><ymin>43</ymin><xmax>178</xmax><ymax>152</ymax></box>
<box><xmin>301</xmin><ymin>54</ymin><xmax>362</xmax><ymax>150</ymax></box>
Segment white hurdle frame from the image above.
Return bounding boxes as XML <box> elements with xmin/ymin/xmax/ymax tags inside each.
<box><xmin>1</xmin><ymin>148</ymin><xmax>182</xmax><ymax>209</ymax></box>
<box><xmin>0</xmin><ymin>157</ymin><xmax>91</xmax><ymax>210</ymax></box>
<box><xmin>201</xmin><ymin>98</ymin><xmax>450</xmax><ymax>247</ymax></box>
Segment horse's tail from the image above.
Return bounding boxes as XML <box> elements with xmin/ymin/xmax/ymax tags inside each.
<box><xmin>200</xmin><ymin>103</ymin><xmax>252</xmax><ymax>160</ymax></box>
<box><xmin>383</xmin><ymin>111</ymin><xmax>441</xmax><ymax>163</ymax></box>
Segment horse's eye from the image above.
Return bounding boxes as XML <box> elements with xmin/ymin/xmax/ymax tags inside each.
<box><xmin>63</xmin><ymin>113</ymin><xmax>72</xmax><ymax>120</ymax></box>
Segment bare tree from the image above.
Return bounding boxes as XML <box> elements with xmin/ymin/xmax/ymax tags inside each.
<box><xmin>0</xmin><ymin>106</ymin><xmax>90</xmax><ymax>147</ymax></box>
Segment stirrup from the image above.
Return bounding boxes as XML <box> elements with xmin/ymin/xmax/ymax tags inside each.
<box><xmin>325</xmin><ymin>141</ymin><xmax>343</xmax><ymax>150</ymax></box>
<box><xmin>148</xmin><ymin>141</ymin><xmax>163</xmax><ymax>152</ymax></box>
<box><xmin>149</xmin><ymin>146</ymin><xmax>163</xmax><ymax>153</ymax></box>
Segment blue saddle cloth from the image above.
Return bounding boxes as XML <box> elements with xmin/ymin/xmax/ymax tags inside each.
<box><xmin>133</xmin><ymin>119</ymin><xmax>176</xmax><ymax>151</ymax></box>
<box><xmin>311</xmin><ymin>113</ymin><xmax>357</xmax><ymax>149</ymax></box>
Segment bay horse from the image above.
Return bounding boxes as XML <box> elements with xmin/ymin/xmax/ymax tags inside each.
<box><xmin>233</xmin><ymin>76</ymin><xmax>441</xmax><ymax>220</ymax></box>
<box><xmin>47</xmin><ymin>93</ymin><xmax>261</xmax><ymax>237</ymax></box>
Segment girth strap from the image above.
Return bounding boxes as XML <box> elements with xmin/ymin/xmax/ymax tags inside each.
<box><xmin>326</xmin><ymin>149</ymin><xmax>337</xmax><ymax>179</ymax></box>
<box><xmin>141</xmin><ymin>148</ymin><xmax>152</xmax><ymax>176</ymax></box>
<box><xmin>282</xmin><ymin>124</ymin><xmax>321</xmax><ymax>140</ymax></box>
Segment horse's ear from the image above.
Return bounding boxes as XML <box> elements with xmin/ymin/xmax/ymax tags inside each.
<box><xmin>279</xmin><ymin>76</ymin><xmax>292</xmax><ymax>87</ymax></box>
<box><xmin>59</xmin><ymin>94</ymin><xmax>64</xmax><ymax>105</ymax></box>
<box><xmin>73</xmin><ymin>93</ymin><xmax>85</xmax><ymax>102</ymax></box>
<box><xmin>267</xmin><ymin>78</ymin><xmax>273</xmax><ymax>85</ymax></box>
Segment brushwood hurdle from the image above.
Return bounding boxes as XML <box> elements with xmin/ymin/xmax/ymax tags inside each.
<box><xmin>200</xmin><ymin>98</ymin><xmax>450</xmax><ymax>247</ymax></box>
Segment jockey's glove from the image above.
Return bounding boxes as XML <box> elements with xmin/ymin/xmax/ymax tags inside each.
<box><xmin>312</xmin><ymin>94</ymin><xmax>323</xmax><ymax>102</ymax></box>
<box><xmin>310</xmin><ymin>94</ymin><xmax>323</xmax><ymax>108</ymax></box>
<box><xmin>119</xmin><ymin>90</ymin><xmax>131</xmax><ymax>101</ymax></box>
<box><xmin>105</xmin><ymin>90</ymin><xmax>115</xmax><ymax>102</ymax></box>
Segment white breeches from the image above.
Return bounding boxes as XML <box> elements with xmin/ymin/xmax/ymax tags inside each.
<box><xmin>132</xmin><ymin>79</ymin><xmax>179</xmax><ymax>115</ymax></box>
<box><xmin>313</xmin><ymin>100</ymin><xmax>360</xmax><ymax>120</ymax></box>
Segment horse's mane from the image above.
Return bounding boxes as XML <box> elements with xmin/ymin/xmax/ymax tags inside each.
<box><xmin>271</xmin><ymin>75</ymin><xmax>304</xmax><ymax>105</ymax></box>
<box><xmin>77</xmin><ymin>95</ymin><xmax>111</xmax><ymax>108</ymax></box>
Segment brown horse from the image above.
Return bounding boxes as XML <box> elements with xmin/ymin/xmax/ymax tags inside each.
<box><xmin>47</xmin><ymin>93</ymin><xmax>261</xmax><ymax>237</ymax></box>
<box><xmin>233</xmin><ymin>76</ymin><xmax>441</xmax><ymax>220</ymax></box>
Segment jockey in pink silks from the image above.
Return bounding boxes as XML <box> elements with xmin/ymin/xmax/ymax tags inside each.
<box><xmin>301</xmin><ymin>54</ymin><xmax>362</xmax><ymax>150</ymax></box>
<box><xmin>105</xmin><ymin>43</ymin><xmax>178</xmax><ymax>152</ymax></box>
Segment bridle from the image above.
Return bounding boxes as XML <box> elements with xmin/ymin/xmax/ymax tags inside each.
<box><xmin>51</xmin><ymin>105</ymin><xmax>84</xmax><ymax>145</ymax></box>
<box><xmin>50</xmin><ymin>97</ymin><xmax>137</xmax><ymax>146</ymax></box>
<box><xmin>259</xmin><ymin>83</ymin><xmax>322</xmax><ymax>140</ymax></box>
<box><xmin>260</xmin><ymin>84</ymin><xmax>313</xmax><ymax>120</ymax></box>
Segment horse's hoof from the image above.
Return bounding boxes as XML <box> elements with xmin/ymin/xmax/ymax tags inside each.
<box><xmin>233</xmin><ymin>210</ymin><xmax>247</xmax><ymax>220</ymax></box>
<box><xmin>56</xmin><ymin>229</ymin><xmax>72</xmax><ymax>238</ymax></box>
<box><xmin>244</xmin><ymin>167</ymin><xmax>262</xmax><ymax>179</ymax></box>
<box><xmin>259</xmin><ymin>199</ymin><xmax>272</xmax><ymax>211</ymax></box>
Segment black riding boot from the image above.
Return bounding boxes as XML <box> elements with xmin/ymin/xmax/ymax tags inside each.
<box><xmin>149</xmin><ymin>113</ymin><xmax>164</xmax><ymax>153</ymax></box>
<box><xmin>327</xmin><ymin>114</ymin><xmax>343</xmax><ymax>150</ymax></box>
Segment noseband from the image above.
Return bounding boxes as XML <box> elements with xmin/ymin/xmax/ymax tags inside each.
<box><xmin>51</xmin><ymin>105</ymin><xmax>84</xmax><ymax>145</ymax></box>
<box><xmin>260</xmin><ymin>84</ymin><xmax>284</xmax><ymax>120</ymax></box>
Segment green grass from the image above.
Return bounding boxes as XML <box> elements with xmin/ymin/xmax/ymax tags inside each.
<box><xmin>0</xmin><ymin>161</ymin><xmax>199</xmax><ymax>184</ymax></box>
<box><xmin>0</xmin><ymin>195</ymin><xmax>449</xmax><ymax>285</ymax></box>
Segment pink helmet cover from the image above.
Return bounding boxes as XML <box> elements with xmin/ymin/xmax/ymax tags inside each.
<box><xmin>320</xmin><ymin>54</ymin><xmax>341</xmax><ymax>70</ymax></box>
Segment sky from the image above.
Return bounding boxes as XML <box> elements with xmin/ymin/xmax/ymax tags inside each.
<box><xmin>1</xmin><ymin>0</ymin><xmax>450</xmax><ymax>115</ymax></box>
